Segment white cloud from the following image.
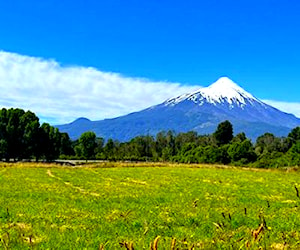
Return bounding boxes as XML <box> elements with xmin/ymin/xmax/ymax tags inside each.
<box><xmin>2</xmin><ymin>51</ymin><xmax>299</xmax><ymax>125</ymax></box>
<box><xmin>263</xmin><ymin>100</ymin><xmax>300</xmax><ymax>118</ymax></box>
<box><xmin>0</xmin><ymin>51</ymin><xmax>201</xmax><ymax>124</ymax></box>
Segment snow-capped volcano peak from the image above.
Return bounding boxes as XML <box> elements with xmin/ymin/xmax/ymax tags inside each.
<box><xmin>200</xmin><ymin>77</ymin><xmax>258</xmax><ymax>104</ymax></box>
<box><xmin>165</xmin><ymin>77</ymin><xmax>263</xmax><ymax>108</ymax></box>
<box><xmin>206</xmin><ymin>77</ymin><xmax>249</xmax><ymax>95</ymax></box>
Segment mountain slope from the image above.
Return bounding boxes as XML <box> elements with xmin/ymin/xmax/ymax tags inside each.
<box><xmin>165</xmin><ymin>77</ymin><xmax>299</xmax><ymax>127</ymax></box>
<box><xmin>57</xmin><ymin>77</ymin><xmax>300</xmax><ymax>141</ymax></box>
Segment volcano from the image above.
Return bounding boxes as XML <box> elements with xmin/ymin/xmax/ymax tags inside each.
<box><xmin>57</xmin><ymin>77</ymin><xmax>300</xmax><ymax>141</ymax></box>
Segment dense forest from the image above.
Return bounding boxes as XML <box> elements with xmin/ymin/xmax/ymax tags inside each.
<box><xmin>1</xmin><ymin>108</ymin><xmax>300</xmax><ymax>168</ymax></box>
<box><xmin>0</xmin><ymin>108</ymin><xmax>73</xmax><ymax>161</ymax></box>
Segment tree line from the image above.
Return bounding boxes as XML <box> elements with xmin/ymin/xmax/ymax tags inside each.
<box><xmin>0</xmin><ymin>108</ymin><xmax>72</xmax><ymax>161</ymax></box>
<box><xmin>73</xmin><ymin>120</ymin><xmax>300</xmax><ymax>168</ymax></box>
<box><xmin>1</xmin><ymin>108</ymin><xmax>300</xmax><ymax>168</ymax></box>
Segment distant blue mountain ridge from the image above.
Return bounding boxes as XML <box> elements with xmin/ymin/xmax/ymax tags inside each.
<box><xmin>57</xmin><ymin>77</ymin><xmax>300</xmax><ymax>141</ymax></box>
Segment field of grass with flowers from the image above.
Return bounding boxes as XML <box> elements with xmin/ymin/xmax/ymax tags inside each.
<box><xmin>0</xmin><ymin>162</ymin><xmax>299</xmax><ymax>249</ymax></box>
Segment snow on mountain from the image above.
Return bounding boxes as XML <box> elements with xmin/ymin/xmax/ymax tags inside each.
<box><xmin>57</xmin><ymin>77</ymin><xmax>300</xmax><ymax>141</ymax></box>
<box><xmin>165</xmin><ymin>77</ymin><xmax>265</xmax><ymax>108</ymax></box>
<box><xmin>163</xmin><ymin>76</ymin><xmax>300</xmax><ymax>128</ymax></box>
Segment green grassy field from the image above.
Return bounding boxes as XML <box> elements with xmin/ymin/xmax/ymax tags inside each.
<box><xmin>0</xmin><ymin>163</ymin><xmax>299</xmax><ymax>249</ymax></box>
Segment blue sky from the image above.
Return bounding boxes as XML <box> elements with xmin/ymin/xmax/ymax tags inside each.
<box><xmin>0</xmin><ymin>0</ymin><xmax>300</xmax><ymax>123</ymax></box>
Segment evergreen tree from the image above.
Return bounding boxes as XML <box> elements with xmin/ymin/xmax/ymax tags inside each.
<box><xmin>288</xmin><ymin>127</ymin><xmax>300</xmax><ymax>143</ymax></box>
<box><xmin>213</xmin><ymin>120</ymin><xmax>233</xmax><ymax>145</ymax></box>
<box><xmin>40</xmin><ymin>123</ymin><xmax>62</xmax><ymax>161</ymax></box>
<box><xmin>77</xmin><ymin>131</ymin><xmax>97</xmax><ymax>160</ymax></box>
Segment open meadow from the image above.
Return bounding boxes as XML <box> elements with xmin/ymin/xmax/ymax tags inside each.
<box><xmin>0</xmin><ymin>162</ymin><xmax>299</xmax><ymax>249</ymax></box>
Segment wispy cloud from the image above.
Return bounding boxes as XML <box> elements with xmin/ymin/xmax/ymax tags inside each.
<box><xmin>0</xmin><ymin>51</ymin><xmax>200</xmax><ymax>124</ymax></box>
<box><xmin>263</xmin><ymin>100</ymin><xmax>300</xmax><ymax>118</ymax></box>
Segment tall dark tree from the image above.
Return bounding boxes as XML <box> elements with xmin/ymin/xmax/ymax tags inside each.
<box><xmin>0</xmin><ymin>109</ymin><xmax>8</xmax><ymax>160</ymax></box>
<box><xmin>59</xmin><ymin>133</ymin><xmax>74</xmax><ymax>156</ymax></box>
<box><xmin>40</xmin><ymin>123</ymin><xmax>62</xmax><ymax>161</ymax></box>
<box><xmin>76</xmin><ymin>131</ymin><xmax>97</xmax><ymax>160</ymax></box>
<box><xmin>103</xmin><ymin>139</ymin><xmax>119</xmax><ymax>160</ymax></box>
<box><xmin>21</xmin><ymin>111</ymin><xmax>40</xmax><ymax>159</ymax></box>
<box><xmin>0</xmin><ymin>139</ymin><xmax>8</xmax><ymax>160</ymax></box>
<box><xmin>288</xmin><ymin>127</ymin><xmax>300</xmax><ymax>143</ymax></box>
<box><xmin>0</xmin><ymin>108</ymin><xmax>40</xmax><ymax>160</ymax></box>
<box><xmin>6</xmin><ymin>108</ymin><xmax>26</xmax><ymax>160</ymax></box>
<box><xmin>213</xmin><ymin>120</ymin><xmax>233</xmax><ymax>145</ymax></box>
